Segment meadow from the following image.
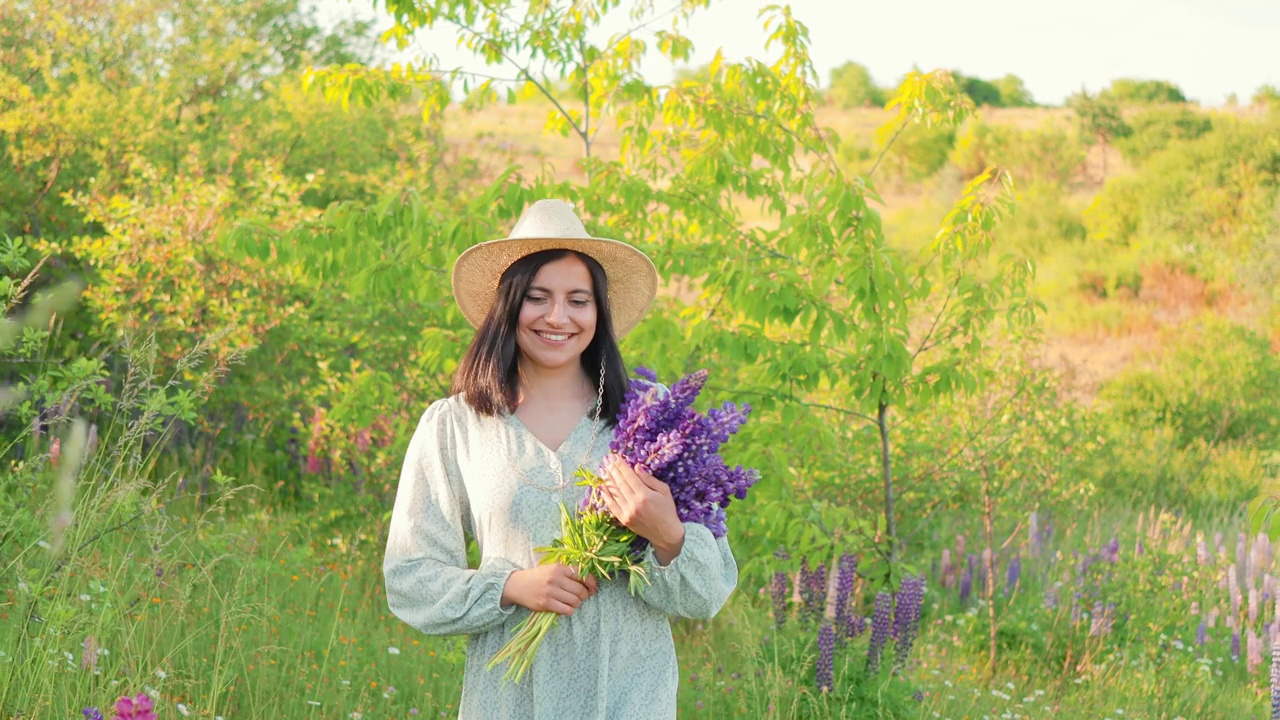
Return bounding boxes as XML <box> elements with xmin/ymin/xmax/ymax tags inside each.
<box><xmin>3</xmin><ymin>0</ymin><xmax>1280</xmax><ymax>718</ymax></box>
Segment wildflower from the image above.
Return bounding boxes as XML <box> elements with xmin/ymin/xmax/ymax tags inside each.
<box><xmin>1249</xmin><ymin>631</ymin><xmax>1263</xmax><ymax>674</ymax></box>
<box><xmin>1197</xmin><ymin>621</ymin><xmax>1207</xmax><ymax>647</ymax></box>
<box><xmin>894</xmin><ymin>575</ymin><xmax>926</xmax><ymax>669</ymax></box>
<box><xmin>387</xmin><ymin>646</ymin><xmax>400</xmax><ymax>655</ymax></box>
<box><xmin>177</xmin><ymin>703</ymin><xmax>190</xmax><ymax>717</ymax></box>
<box><xmin>770</xmin><ymin>570</ymin><xmax>789</xmax><ymax>627</ymax></box>
<box><xmin>1005</xmin><ymin>556</ymin><xmax>1021</xmax><ymax>594</ymax></box>
<box><xmin>866</xmin><ymin>591</ymin><xmax>893</xmax><ymax>675</ymax></box>
<box><xmin>1270</xmin><ymin>639</ymin><xmax>1280</xmax><ymax>718</ymax></box>
<box><xmin>833</xmin><ymin>554</ymin><xmax>857</xmax><ymax>635</ymax></box>
<box><xmin>847</xmin><ymin>613</ymin><xmax>865</xmax><ymax>638</ymax></box>
<box><xmin>83</xmin><ymin>709</ymin><xmax>103</xmax><ymax>720</ymax></box>
<box><xmin>959</xmin><ymin>566</ymin><xmax>972</xmax><ymax>605</ymax></box>
<box><xmin>111</xmin><ymin>693</ymin><xmax>156</xmax><ymax>720</ymax></box>
<box><xmin>1233</xmin><ymin>631</ymin><xmax>1242</xmax><ymax>662</ymax></box>
<box><xmin>815</xmin><ymin>622</ymin><xmax>835</xmax><ymax>692</ymax></box>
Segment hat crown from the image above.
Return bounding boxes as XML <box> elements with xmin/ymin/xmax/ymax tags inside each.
<box><xmin>507</xmin><ymin>199</ymin><xmax>590</xmax><ymax>240</ymax></box>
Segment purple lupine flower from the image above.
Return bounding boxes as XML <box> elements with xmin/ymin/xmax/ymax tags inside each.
<box><xmin>1271</xmin><ymin>638</ymin><xmax>1280</xmax><ymax>718</ymax></box>
<box><xmin>958</xmin><ymin>565</ymin><xmax>972</xmax><ymax>605</ymax></box>
<box><xmin>808</xmin><ymin>562</ymin><xmax>828</xmax><ymax>623</ymax></box>
<box><xmin>605</xmin><ymin>367</ymin><xmax>759</xmax><ymax>540</ymax></box>
<box><xmin>1250</xmin><ymin>630</ymin><xmax>1264</xmax><ymax>674</ymax></box>
<box><xmin>1135</xmin><ymin>539</ymin><xmax>1144</xmax><ymax>556</ymax></box>
<box><xmin>940</xmin><ymin>549</ymin><xmax>954</xmax><ymax>589</ymax></box>
<box><xmin>112</xmin><ymin>694</ymin><xmax>156</xmax><ymax>720</ymax></box>
<box><xmin>1043</xmin><ymin>584</ymin><xmax>1059</xmax><ymax>611</ymax></box>
<box><xmin>815</xmin><ymin>622</ymin><xmax>835</xmax><ymax>692</ymax></box>
<box><xmin>1005</xmin><ymin>556</ymin><xmax>1021</xmax><ymax>594</ymax></box>
<box><xmin>847</xmin><ymin>612</ymin><xmax>866</xmax><ymax>638</ymax></box>
<box><xmin>1105</xmin><ymin>537</ymin><xmax>1120</xmax><ymax>563</ymax></box>
<box><xmin>83</xmin><ymin>709</ymin><xmax>104</xmax><ymax>720</ymax></box>
<box><xmin>1197</xmin><ymin>621</ymin><xmax>1207</xmax><ymax>647</ymax></box>
<box><xmin>833</xmin><ymin>554</ymin><xmax>857</xmax><ymax>636</ymax></box>
<box><xmin>894</xmin><ymin>575</ymin><xmax>926</xmax><ymax>669</ymax></box>
<box><xmin>770</xmin><ymin>570</ymin><xmax>790</xmax><ymax>627</ymax></box>
<box><xmin>866</xmin><ymin>591</ymin><xmax>893</xmax><ymax>675</ymax></box>
<box><xmin>1233</xmin><ymin>630</ymin><xmax>1242</xmax><ymax>662</ymax></box>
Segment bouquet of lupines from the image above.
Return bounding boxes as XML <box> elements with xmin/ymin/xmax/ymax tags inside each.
<box><xmin>487</xmin><ymin>367</ymin><xmax>760</xmax><ymax>682</ymax></box>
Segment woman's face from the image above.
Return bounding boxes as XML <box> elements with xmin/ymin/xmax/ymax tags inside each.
<box><xmin>515</xmin><ymin>254</ymin><xmax>598</xmax><ymax>372</ymax></box>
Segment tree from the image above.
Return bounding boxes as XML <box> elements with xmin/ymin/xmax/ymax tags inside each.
<box><xmin>952</xmin><ymin>71</ymin><xmax>1003</xmax><ymax>107</ymax></box>
<box><xmin>993</xmin><ymin>74</ymin><xmax>1034</xmax><ymax>107</ymax></box>
<box><xmin>310</xmin><ymin>3</ymin><xmax>1041</xmax><ymax>585</ymax></box>
<box><xmin>826</xmin><ymin>61</ymin><xmax>885</xmax><ymax>108</ymax></box>
<box><xmin>1101</xmin><ymin>78</ymin><xmax>1187</xmax><ymax>105</ymax></box>
<box><xmin>1066</xmin><ymin>88</ymin><xmax>1131</xmax><ymax>179</ymax></box>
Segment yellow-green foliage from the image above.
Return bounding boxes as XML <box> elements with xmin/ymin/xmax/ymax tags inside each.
<box><xmin>1094</xmin><ymin>319</ymin><xmax>1279</xmax><ymax>507</ymax></box>
<box><xmin>949</xmin><ymin>120</ymin><xmax>1086</xmax><ymax>187</ymax></box>
<box><xmin>1083</xmin><ymin>115</ymin><xmax>1280</xmax><ymax>289</ymax></box>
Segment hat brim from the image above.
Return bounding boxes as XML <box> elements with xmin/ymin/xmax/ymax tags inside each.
<box><xmin>451</xmin><ymin>236</ymin><xmax>659</xmax><ymax>338</ymax></box>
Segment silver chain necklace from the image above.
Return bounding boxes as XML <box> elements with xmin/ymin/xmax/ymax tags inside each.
<box><xmin>519</xmin><ymin>359</ymin><xmax>607</xmax><ymax>493</ymax></box>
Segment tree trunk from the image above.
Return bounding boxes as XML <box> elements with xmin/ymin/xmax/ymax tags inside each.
<box><xmin>878</xmin><ymin>400</ymin><xmax>894</xmax><ymax>562</ymax></box>
<box><xmin>982</xmin><ymin>469</ymin><xmax>998</xmax><ymax>679</ymax></box>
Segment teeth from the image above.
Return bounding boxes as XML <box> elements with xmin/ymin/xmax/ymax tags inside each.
<box><xmin>537</xmin><ymin>331</ymin><xmax>571</xmax><ymax>341</ymax></box>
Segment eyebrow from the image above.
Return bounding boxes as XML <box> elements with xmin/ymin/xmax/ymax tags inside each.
<box><xmin>528</xmin><ymin>285</ymin><xmax>594</xmax><ymax>297</ymax></box>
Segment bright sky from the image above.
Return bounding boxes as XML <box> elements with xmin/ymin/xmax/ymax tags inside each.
<box><xmin>315</xmin><ymin>0</ymin><xmax>1280</xmax><ymax>107</ymax></box>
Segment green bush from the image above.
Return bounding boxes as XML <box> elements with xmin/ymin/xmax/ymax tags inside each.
<box><xmin>826</xmin><ymin>61</ymin><xmax>885</xmax><ymax>108</ymax></box>
<box><xmin>1115</xmin><ymin>106</ymin><xmax>1214</xmax><ymax>164</ymax></box>
<box><xmin>1101</xmin><ymin>78</ymin><xmax>1187</xmax><ymax>105</ymax></box>
<box><xmin>949</xmin><ymin>121</ymin><xmax>1085</xmax><ymax>187</ymax></box>
<box><xmin>1094</xmin><ymin>320</ymin><xmax>1279</xmax><ymax>508</ymax></box>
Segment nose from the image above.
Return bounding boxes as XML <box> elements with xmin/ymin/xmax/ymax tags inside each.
<box><xmin>545</xmin><ymin>299</ymin><xmax>569</xmax><ymax>326</ymax></box>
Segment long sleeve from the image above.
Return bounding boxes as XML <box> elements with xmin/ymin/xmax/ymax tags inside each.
<box><xmin>638</xmin><ymin>521</ymin><xmax>738</xmax><ymax>620</ymax></box>
<box><xmin>383</xmin><ymin>399</ymin><xmax>520</xmax><ymax>636</ymax></box>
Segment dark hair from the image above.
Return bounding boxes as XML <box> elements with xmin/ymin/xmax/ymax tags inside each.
<box><xmin>451</xmin><ymin>249</ymin><xmax>629</xmax><ymax>424</ymax></box>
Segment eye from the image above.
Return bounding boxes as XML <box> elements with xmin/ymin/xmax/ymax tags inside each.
<box><xmin>524</xmin><ymin>294</ymin><xmax>546</xmax><ymax>303</ymax></box>
<box><xmin>570</xmin><ymin>299</ymin><xmax>591</xmax><ymax>307</ymax></box>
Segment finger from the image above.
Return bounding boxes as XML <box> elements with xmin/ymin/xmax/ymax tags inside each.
<box><xmin>583</xmin><ymin>575</ymin><xmax>599</xmax><ymax>595</ymax></box>
<box><xmin>606</xmin><ymin>456</ymin><xmax>644</xmax><ymax>501</ymax></box>
<box><xmin>635</xmin><ymin>470</ymin><xmax>668</xmax><ymax>493</ymax></box>
<box><xmin>563</xmin><ymin>579</ymin><xmax>590</xmax><ymax>601</ymax></box>
<box><xmin>553</xmin><ymin>586</ymin><xmax>585</xmax><ymax>607</ymax></box>
<box><xmin>598</xmin><ymin>480</ymin><xmax>623</xmax><ymax>518</ymax></box>
<box><xmin>546</xmin><ymin>599</ymin><xmax>576</xmax><ymax>616</ymax></box>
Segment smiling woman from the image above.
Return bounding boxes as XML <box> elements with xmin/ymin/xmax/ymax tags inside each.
<box><xmin>382</xmin><ymin>200</ymin><xmax>738</xmax><ymax>719</ymax></box>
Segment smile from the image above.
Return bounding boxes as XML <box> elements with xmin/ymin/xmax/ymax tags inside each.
<box><xmin>535</xmin><ymin>330</ymin><xmax>576</xmax><ymax>343</ymax></box>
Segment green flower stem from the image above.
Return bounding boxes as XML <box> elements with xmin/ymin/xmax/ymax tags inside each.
<box><xmin>485</xmin><ymin>468</ymin><xmax>651</xmax><ymax>684</ymax></box>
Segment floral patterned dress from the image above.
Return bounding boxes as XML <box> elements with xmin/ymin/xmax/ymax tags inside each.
<box><xmin>383</xmin><ymin>394</ymin><xmax>739</xmax><ymax>719</ymax></box>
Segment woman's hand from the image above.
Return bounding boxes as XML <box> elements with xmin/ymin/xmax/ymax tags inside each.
<box><xmin>599</xmin><ymin>453</ymin><xmax>686</xmax><ymax>565</ymax></box>
<box><xmin>501</xmin><ymin>564</ymin><xmax>598</xmax><ymax>615</ymax></box>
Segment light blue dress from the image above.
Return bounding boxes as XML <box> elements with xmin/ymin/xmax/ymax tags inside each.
<box><xmin>383</xmin><ymin>394</ymin><xmax>739</xmax><ymax>719</ymax></box>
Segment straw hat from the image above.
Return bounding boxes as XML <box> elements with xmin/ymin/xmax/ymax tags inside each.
<box><xmin>451</xmin><ymin>199</ymin><xmax>659</xmax><ymax>338</ymax></box>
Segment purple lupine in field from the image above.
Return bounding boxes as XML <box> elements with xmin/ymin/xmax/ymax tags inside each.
<box><xmin>847</xmin><ymin>612</ymin><xmax>866</xmax><ymax>639</ymax></box>
<box><xmin>866</xmin><ymin>591</ymin><xmax>893</xmax><ymax>675</ymax></box>
<box><xmin>798</xmin><ymin>557</ymin><xmax>813</xmax><ymax>615</ymax></box>
<box><xmin>1005</xmin><ymin>555</ymin><xmax>1022</xmax><ymax>594</ymax></box>
<box><xmin>1233</xmin><ymin>630</ymin><xmax>1242</xmax><ymax>662</ymax></box>
<box><xmin>1197</xmin><ymin>539</ymin><xmax>1211</xmax><ymax>565</ymax></box>
<box><xmin>1105</xmin><ymin>537</ymin><xmax>1120</xmax><ymax>563</ymax></box>
<box><xmin>815</xmin><ymin>622</ymin><xmax>836</xmax><ymax>692</ymax></box>
<box><xmin>1197</xmin><ymin>621</ymin><xmax>1207</xmax><ymax>647</ymax></box>
<box><xmin>1271</xmin><ymin>643</ymin><xmax>1280</xmax><ymax>719</ymax></box>
<box><xmin>893</xmin><ymin>575</ymin><xmax>926</xmax><ymax>669</ymax></box>
<box><xmin>83</xmin><ymin>709</ymin><xmax>104</xmax><ymax>720</ymax></box>
<box><xmin>770</xmin><ymin>570</ymin><xmax>790</xmax><ymax>627</ymax></box>
<box><xmin>959</xmin><ymin>565</ymin><xmax>972</xmax><ymax>605</ymax></box>
<box><xmin>111</xmin><ymin>694</ymin><xmax>156</xmax><ymax>720</ymax></box>
<box><xmin>1135</xmin><ymin>539</ymin><xmax>1144</xmax><ymax>556</ymax></box>
<box><xmin>1043</xmin><ymin>584</ymin><xmax>1059</xmax><ymax>611</ymax></box>
<box><xmin>940</xmin><ymin>549</ymin><xmax>954</xmax><ymax>589</ymax></box>
<box><xmin>833</xmin><ymin>554</ymin><xmax>857</xmax><ymax>635</ymax></box>
<box><xmin>1250</xmin><ymin>630</ymin><xmax>1264</xmax><ymax>674</ymax></box>
<box><xmin>812</xmin><ymin>562</ymin><xmax>828</xmax><ymax>613</ymax></box>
